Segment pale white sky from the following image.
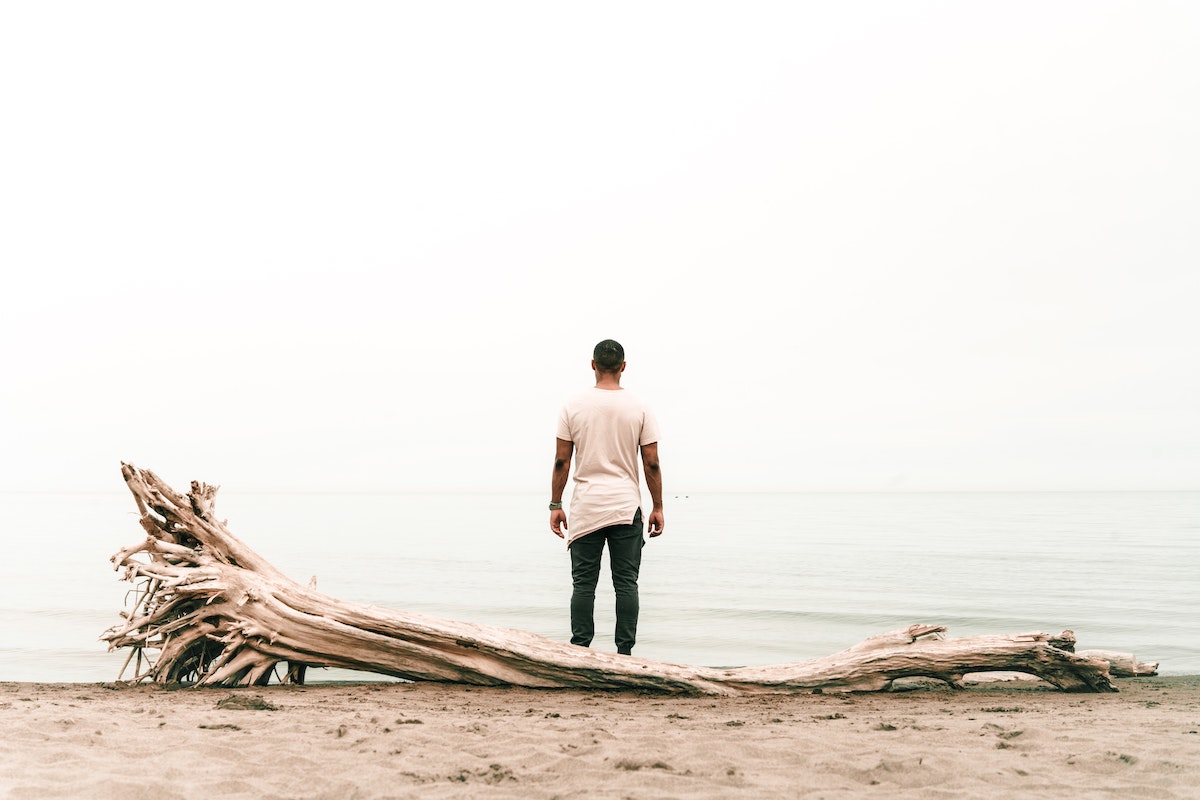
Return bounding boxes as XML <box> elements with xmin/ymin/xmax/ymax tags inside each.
<box><xmin>2</xmin><ymin>2</ymin><xmax>1197</xmax><ymax>493</ymax></box>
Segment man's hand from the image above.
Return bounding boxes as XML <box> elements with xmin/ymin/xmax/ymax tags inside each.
<box><xmin>647</xmin><ymin>509</ymin><xmax>665</xmax><ymax>538</ymax></box>
<box><xmin>550</xmin><ymin>509</ymin><xmax>568</xmax><ymax>539</ymax></box>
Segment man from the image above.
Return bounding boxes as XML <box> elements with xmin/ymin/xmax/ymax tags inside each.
<box><xmin>550</xmin><ymin>339</ymin><xmax>664</xmax><ymax>656</ymax></box>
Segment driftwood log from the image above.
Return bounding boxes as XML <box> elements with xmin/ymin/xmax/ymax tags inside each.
<box><xmin>103</xmin><ymin>464</ymin><xmax>1120</xmax><ymax>693</ymax></box>
<box><xmin>1078</xmin><ymin>650</ymin><xmax>1159</xmax><ymax>677</ymax></box>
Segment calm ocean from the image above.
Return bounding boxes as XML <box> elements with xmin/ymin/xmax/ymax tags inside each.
<box><xmin>1</xmin><ymin>490</ymin><xmax>1196</xmax><ymax>682</ymax></box>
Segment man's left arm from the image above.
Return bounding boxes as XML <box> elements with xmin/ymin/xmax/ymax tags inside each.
<box><xmin>640</xmin><ymin>441</ymin><xmax>664</xmax><ymax>537</ymax></box>
<box><xmin>550</xmin><ymin>437</ymin><xmax>573</xmax><ymax>538</ymax></box>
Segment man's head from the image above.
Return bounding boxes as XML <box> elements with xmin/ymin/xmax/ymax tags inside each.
<box><xmin>592</xmin><ymin>339</ymin><xmax>625</xmax><ymax>374</ymax></box>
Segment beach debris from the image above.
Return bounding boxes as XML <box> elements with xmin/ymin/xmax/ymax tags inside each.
<box><xmin>103</xmin><ymin>463</ymin><xmax>1124</xmax><ymax>693</ymax></box>
<box><xmin>1076</xmin><ymin>650</ymin><xmax>1159</xmax><ymax>677</ymax></box>
<box><xmin>215</xmin><ymin>694</ymin><xmax>278</xmax><ymax>711</ymax></box>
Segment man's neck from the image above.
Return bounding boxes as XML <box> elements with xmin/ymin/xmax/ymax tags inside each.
<box><xmin>594</xmin><ymin>372</ymin><xmax>623</xmax><ymax>390</ymax></box>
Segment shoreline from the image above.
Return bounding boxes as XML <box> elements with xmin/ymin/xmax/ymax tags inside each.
<box><xmin>4</xmin><ymin>676</ymin><xmax>1199</xmax><ymax>798</ymax></box>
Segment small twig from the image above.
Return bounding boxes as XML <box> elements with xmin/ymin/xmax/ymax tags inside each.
<box><xmin>116</xmin><ymin>646</ymin><xmax>137</xmax><ymax>682</ymax></box>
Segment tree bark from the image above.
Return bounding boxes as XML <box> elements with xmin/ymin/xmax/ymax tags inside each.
<box><xmin>102</xmin><ymin>464</ymin><xmax>1118</xmax><ymax>693</ymax></box>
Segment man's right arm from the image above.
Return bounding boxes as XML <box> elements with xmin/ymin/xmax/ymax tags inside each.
<box><xmin>550</xmin><ymin>437</ymin><xmax>573</xmax><ymax>538</ymax></box>
<box><xmin>640</xmin><ymin>441</ymin><xmax>665</xmax><ymax>538</ymax></box>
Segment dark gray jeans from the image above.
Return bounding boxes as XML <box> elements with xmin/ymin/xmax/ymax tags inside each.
<box><xmin>568</xmin><ymin>509</ymin><xmax>644</xmax><ymax>655</ymax></box>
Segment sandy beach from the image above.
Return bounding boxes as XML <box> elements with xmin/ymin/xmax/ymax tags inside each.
<box><xmin>3</xmin><ymin>675</ymin><xmax>1198</xmax><ymax>799</ymax></box>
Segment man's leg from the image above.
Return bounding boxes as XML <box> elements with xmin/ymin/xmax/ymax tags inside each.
<box><xmin>608</xmin><ymin>511</ymin><xmax>645</xmax><ymax>655</ymax></box>
<box><xmin>568</xmin><ymin>532</ymin><xmax>605</xmax><ymax>647</ymax></box>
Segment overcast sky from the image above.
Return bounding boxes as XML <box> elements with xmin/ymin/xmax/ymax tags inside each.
<box><xmin>2</xmin><ymin>2</ymin><xmax>1196</xmax><ymax>494</ymax></box>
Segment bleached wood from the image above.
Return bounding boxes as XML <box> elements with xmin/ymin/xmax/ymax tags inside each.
<box><xmin>1078</xmin><ymin>650</ymin><xmax>1159</xmax><ymax>677</ymax></box>
<box><xmin>103</xmin><ymin>464</ymin><xmax>1118</xmax><ymax>693</ymax></box>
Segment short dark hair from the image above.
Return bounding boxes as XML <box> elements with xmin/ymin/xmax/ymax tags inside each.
<box><xmin>593</xmin><ymin>339</ymin><xmax>625</xmax><ymax>372</ymax></box>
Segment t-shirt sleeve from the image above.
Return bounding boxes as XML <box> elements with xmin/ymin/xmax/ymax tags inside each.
<box><xmin>556</xmin><ymin>405</ymin><xmax>572</xmax><ymax>441</ymax></box>
<box><xmin>639</xmin><ymin>408</ymin><xmax>660</xmax><ymax>446</ymax></box>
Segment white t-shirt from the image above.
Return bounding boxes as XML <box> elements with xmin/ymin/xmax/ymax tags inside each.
<box><xmin>557</xmin><ymin>387</ymin><xmax>660</xmax><ymax>545</ymax></box>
